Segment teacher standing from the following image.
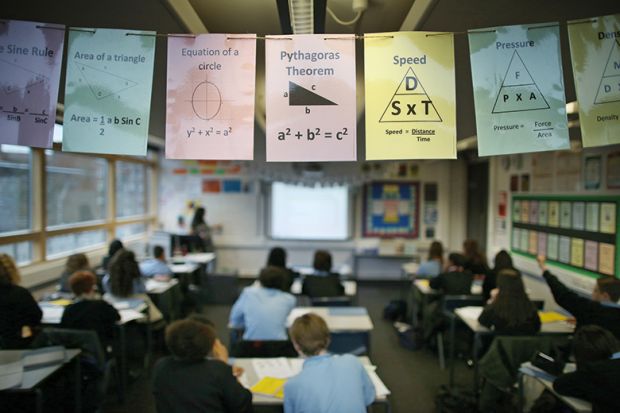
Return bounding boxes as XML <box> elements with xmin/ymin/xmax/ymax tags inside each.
<box><xmin>191</xmin><ymin>207</ymin><xmax>215</xmax><ymax>253</ymax></box>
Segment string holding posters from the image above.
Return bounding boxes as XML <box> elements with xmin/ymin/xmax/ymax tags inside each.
<box><xmin>63</xmin><ymin>28</ymin><xmax>155</xmax><ymax>156</ymax></box>
<box><xmin>265</xmin><ymin>34</ymin><xmax>356</xmax><ymax>161</ymax></box>
<box><xmin>364</xmin><ymin>32</ymin><xmax>456</xmax><ymax>160</ymax></box>
<box><xmin>567</xmin><ymin>14</ymin><xmax>620</xmax><ymax>148</ymax></box>
<box><xmin>468</xmin><ymin>23</ymin><xmax>569</xmax><ymax>156</ymax></box>
<box><xmin>166</xmin><ymin>34</ymin><xmax>256</xmax><ymax>160</ymax></box>
<box><xmin>0</xmin><ymin>19</ymin><xmax>64</xmax><ymax>148</ymax></box>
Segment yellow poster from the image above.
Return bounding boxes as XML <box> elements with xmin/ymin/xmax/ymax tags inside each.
<box><xmin>598</xmin><ymin>243</ymin><xmax>615</xmax><ymax>276</ymax></box>
<box><xmin>548</xmin><ymin>201</ymin><xmax>560</xmax><ymax>227</ymax></box>
<box><xmin>570</xmin><ymin>238</ymin><xmax>584</xmax><ymax>267</ymax></box>
<box><xmin>364</xmin><ymin>32</ymin><xmax>456</xmax><ymax>160</ymax></box>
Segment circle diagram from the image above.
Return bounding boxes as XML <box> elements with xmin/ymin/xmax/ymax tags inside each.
<box><xmin>191</xmin><ymin>81</ymin><xmax>222</xmax><ymax>120</ymax></box>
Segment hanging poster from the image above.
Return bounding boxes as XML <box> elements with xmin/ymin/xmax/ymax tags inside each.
<box><xmin>63</xmin><ymin>28</ymin><xmax>155</xmax><ymax>155</ymax></box>
<box><xmin>363</xmin><ymin>32</ymin><xmax>456</xmax><ymax>160</ymax></box>
<box><xmin>567</xmin><ymin>14</ymin><xmax>620</xmax><ymax>148</ymax></box>
<box><xmin>0</xmin><ymin>19</ymin><xmax>64</xmax><ymax>148</ymax></box>
<box><xmin>468</xmin><ymin>23</ymin><xmax>569</xmax><ymax>156</ymax></box>
<box><xmin>166</xmin><ymin>34</ymin><xmax>256</xmax><ymax>160</ymax></box>
<box><xmin>265</xmin><ymin>34</ymin><xmax>356</xmax><ymax>161</ymax></box>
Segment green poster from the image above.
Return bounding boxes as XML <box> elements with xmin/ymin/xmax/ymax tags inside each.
<box><xmin>567</xmin><ymin>14</ymin><xmax>620</xmax><ymax>148</ymax></box>
<box><xmin>468</xmin><ymin>23</ymin><xmax>569</xmax><ymax>156</ymax></box>
<box><xmin>63</xmin><ymin>28</ymin><xmax>155</xmax><ymax>155</ymax></box>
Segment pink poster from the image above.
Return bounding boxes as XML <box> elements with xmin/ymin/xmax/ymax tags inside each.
<box><xmin>166</xmin><ymin>34</ymin><xmax>256</xmax><ymax>160</ymax></box>
<box><xmin>584</xmin><ymin>240</ymin><xmax>598</xmax><ymax>272</ymax></box>
<box><xmin>0</xmin><ymin>20</ymin><xmax>64</xmax><ymax>148</ymax></box>
<box><xmin>265</xmin><ymin>34</ymin><xmax>356</xmax><ymax>161</ymax></box>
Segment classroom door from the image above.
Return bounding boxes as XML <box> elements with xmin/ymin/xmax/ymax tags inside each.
<box><xmin>466</xmin><ymin>161</ymin><xmax>488</xmax><ymax>252</ymax></box>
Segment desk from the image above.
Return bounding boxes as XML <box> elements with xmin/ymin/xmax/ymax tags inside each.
<box><xmin>353</xmin><ymin>253</ymin><xmax>418</xmax><ymax>280</ymax></box>
<box><xmin>0</xmin><ymin>349</ymin><xmax>81</xmax><ymax>413</ymax></box>
<box><xmin>452</xmin><ymin>306</ymin><xmax>575</xmax><ymax>394</ymax></box>
<box><xmin>234</xmin><ymin>356</ymin><xmax>391</xmax><ymax>412</ymax></box>
<box><xmin>518</xmin><ymin>362</ymin><xmax>591</xmax><ymax>413</ymax></box>
<box><xmin>146</xmin><ymin>278</ymin><xmax>183</xmax><ymax>322</ymax></box>
<box><xmin>290</xmin><ymin>279</ymin><xmax>357</xmax><ymax>297</ymax></box>
<box><xmin>410</xmin><ymin>279</ymin><xmax>482</xmax><ymax>328</ymax></box>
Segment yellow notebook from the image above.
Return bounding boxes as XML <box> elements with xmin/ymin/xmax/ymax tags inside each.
<box><xmin>250</xmin><ymin>377</ymin><xmax>287</xmax><ymax>399</ymax></box>
<box><xmin>538</xmin><ymin>311</ymin><xmax>569</xmax><ymax>324</ymax></box>
<box><xmin>49</xmin><ymin>299</ymin><xmax>73</xmax><ymax>306</ymax></box>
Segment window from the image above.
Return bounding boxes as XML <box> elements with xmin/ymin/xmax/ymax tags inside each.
<box><xmin>46</xmin><ymin>229</ymin><xmax>107</xmax><ymax>259</ymax></box>
<box><xmin>0</xmin><ymin>242</ymin><xmax>32</xmax><ymax>265</ymax></box>
<box><xmin>116</xmin><ymin>222</ymin><xmax>148</xmax><ymax>240</ymax></box>
<box><xmin>46</xmin><ymin>151</ymin><xmax>107</xmax><ymax>228</ymax></box>
<box><xmin>116</xmin><ymin>161</ymin><xmax>147</xmax><ymax>218</ymax></box>
<box><xmin>0</xmin><ymin>145</ymin><xmax>31</xmax><ymax>234</ymax></box>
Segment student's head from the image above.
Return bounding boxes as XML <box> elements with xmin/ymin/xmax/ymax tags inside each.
<box><xmin>108</xmin><ymin>239</ymin><xmax>124</xmax><ymax>257</ymax></box>
<box><xmin>69</xmin><ymin>271</ymin><xmax>97</xmax><ymax>296</ymax></box>
<box><xmin>267</xmin><ymin>247</ymin><xmax>287</xmax><ymax>268</ymax></box>
<box><xmin>313</xmin><ymin>250</ymin><xmax>332</xmax><ymax>272</ymax></box>
<box><xmin>0</xmin><ymin>253</ymin><xmax>20</xmax><ymax>286</ymax></box>
<box><xmin>108</xmin><ymin>248</ymin><xmax>141</xmax><ymax>297</ymax></box>
<box><xmin>165</xmin><ymin>319</ymin><xmax>216</xmax><ymax>362</ymax></box>
<box><xmin>65</xmin><ymin>253</ymin><xmax>90</xmax><ymax>275</ymax></box>
<box><xmin>491</xmin><ymin>269</ymin><xmax>536</xmax><ymax>327</ymax></box>
<box><xmin>153</xmin><ymin>245</ymin><xmax>165</xmax><ymax>260</ymax></box>
<box><xmin>573</xmin><ymin>325</ymin><xmax>620</xmax><ymax>367</ymax></box>
<box><xmin>463</xmin><ymin>239</ymin><xmax>487</xmax><ymax>266</ymax></box>
<box><xmin>493</xmin><ymin>250</ymin><xmax>513</xmax><ymax>272</ymax></box>
<box><xmin>592</xmin><ymin>277</ymin><xmax>620</xmax><ymax>303</ymax></box>
<box><xmin>447</xmin><ymin>253</ymin><xmax>466</xmax><ymax>270</ymax></box>
<box><xmin>428</xmin><ymin>241</ymin><xmax>444</xmax><ymax>261</ymax></box>
<box><xmin>259</xmin><ymin>266</ymin><xmax>288</xmax><ymax>291</ymax></box>
<box><xmin>289</xmin><ymin>313</ymin><xmax>330</xmax><ymax>357</ymax></box>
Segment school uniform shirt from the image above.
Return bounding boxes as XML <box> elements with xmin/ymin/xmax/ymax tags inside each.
<box><xmin>0</xmin><ymin>283</ymin><xmax>42</xmax><ymax>349</ymax></box>
<box><xmin>478</xmin><ymin>304</ymin><xmax>541</xmax><ymax>335</ymax></box>
<box><xmin>229</xmin><ymin>285</ymin><xmax>296</xmax><ymax>340</ymax></box>
<box><xmin>284</xmin><ymin>354</ymin><xmax>375</xmax><ymax>413</ymax></box>
<box><xmin>417</xmin><ymin>260</ymin><xmax>441</xmax><ymax>277</ymax></box>
<box><xmin>152</xmin><ymin>356</ymin><xmax>252</xmax><ymax>413</ymax></box>
<box><xmin>554</xmin><ymin>353</ymin><xmax>620</xmax><ymax>413</ymax></box>
<box><xmin>543</xmin><ymin>270</ymin><xmax>620</xmax><ymax>339</ymax></box>
<box><xmin>429</xmin><ymin>270</ymin><xmax>473</xmax><ymax>295</ymax></box>
<box><xmin>61</xmin><ymin>298</ymin><xmax>120</xmax><ymax>351</ymax></box>
<box><xmin>139</xmin><ymin>258</ymin><xmax>172</xmax><ymax>278</ymax></box>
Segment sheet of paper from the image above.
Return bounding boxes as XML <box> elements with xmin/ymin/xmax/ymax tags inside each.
<box><xmin>289</xmin><ymin>358</ymin><xmax>304</xmax><ymax>376</ymax></box>
<box><xmin>584</xmin><ymin>240</ymin><xmax>598</xmax><ymax>272</ymax></box>
<box><xmin>547</xmin><ymin>234</ymin><xmax>559</xmax><ymax>261</ymax></box>
<box><xmin>585</xmin><ymin>202</ymin><xmax>600</xmax><ymax>232</ymax></box>
<box><xmin>560</xmin><ymin>202</ymin><xmax>572</xmax><ymax>228</ymax></box>
<box><xmin>570</xmin><ymin>238</ymin><xmax>584</xmax><ymax>267</ymax></box>
<box><xmin>571</xmin><ymin>202</ymin><xmax>585</xmax><ymax>230</ymax></box>
<box><xmin>600</xmin><ymin>203</ymin><xmax>617</xmax><ymax>234</ymax></box>
<box><xmin>558</xmin><ymin>236</ymin><xmax>571</xmax><ymax>263</ymax></box>
<box><xmin>119</xmin><ymin>309</ymin><xmax>146</xmax><ymax>324</ymax></box>
<box><xmin>599</xmin><ymin>243</ymin><xmax>616</xmax><ymax>276</ymax></box>
<box><xmin>548</xmin><ymin>201</ymin><xmax>560</xmax><ymax>227</ymax></box>
<box><xmin>40</xmin><ymin>305</ymin><xmax>64</xmax><ymax>324</ymax></box>
<box><xmin>252</xmin><ymin>358</ymin><xmax>296</xmax><ymax>380</ymax></box>
<box><xmin>457</xmin><ymin>306</ymin><xmax>483</xmax><ymax>320</ymax></box>
<box><xmin>368</xmin><ymin>370</ymin><xmax>391</xmax><ymax>397</ymax></box>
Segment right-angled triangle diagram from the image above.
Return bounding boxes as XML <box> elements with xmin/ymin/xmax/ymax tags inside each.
<box><xmin>73</xmin><ymin>61</ymin><xmax>138</xmax><ymax>100</ymax></box>
<box><xmin>492</xmin><ymin>50</ymin><xmax>550</xmax><ymax>114</ymax></box>
<box><xmin>594</xmin><ymin>39</ymin><xmax>620</xmax><ymax>105</ymax></box>
<box><xmin>288</xmin><ymin>81</ymin><xmax>336</xmax><ymax>106</ymax></box>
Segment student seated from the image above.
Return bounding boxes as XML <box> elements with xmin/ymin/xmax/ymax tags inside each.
<box><xmin>266</xmin><ymin>246</ymin><xmax>298</xmax><ymax>291</ymax></box>
<box><xmin>537</xmin><ymin>255</ymin><xmax>620</xmax><ymax>339</ymax></box>
<box><xmin>139</xmin><ymin>245</ymin><xmax>172</xmax><ymax>280</ymax></box>
<box><xmin>284</xmin><ymin>313</ymin><xmax>375</xmax><ymax>413</ymax></box>
<box><xmin>417</xmin><ymin>240</ymin><xmax>444</xmax><ymax>278</ymax></box>
<box><xmin>553</xmin><ymin>325</ymin><xmax>620</xmax><ymax>413</ymax></box>
<box><xmin>429</xmin><ymin>253</ymin><xmax>473</xmax><ymax>295</ymax></box>
<box><xmin>58</xmin><ymin>253</ymin><xmax>91</xmax><ymax>293</ymax></box>
<box><xmin>463</xmin><ymin>239</ymin><xmax>490</xmax><ymax>276</ymax></box>
<box><xmin>61</xmin><ymin>271</ymin><xmax>120</xmax><ymax>356</ymax></box>
<box><xmin>482</xmin><ymin>250</ymin><xmax>514</xmax><ymax>302</ymax></box>
<box><xmin>302</xmin><ymin>250</ymin><xmax>344</xmax><ymax>297</ymax></box>
<box><xmin>229</xmin><ymin>266</ymin><xmax>296</xmax><ymax>340</ymax></box>
<box><xmin>152</xmin><ymin>319</ymin><xmax>252</xmax><ymax>413</ymax></box>
<box><xmin>311</xmin><ymin>249</ymin><xmax>340</xmax><ymax>277</ymax></box>
<box><xmin>478</xmin><ymin>269</ymin><xmax>541</xmax><ymax>335</ymax></box>
<box><xmin>100</xmin><ymin>238</ymin><xmax>123</xmax><ymax>271</ymax></box>
<box><xmin>0</xmin><ymin>254</ymin><xmax>42</xmax><ymax>349</ymax></box>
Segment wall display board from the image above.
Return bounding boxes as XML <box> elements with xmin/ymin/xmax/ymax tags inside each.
<box><xmin>363</xmin><ymin>181</ymin><xmax>419</xmax><ymax>238</ymax></box>
<box><xmin>512</xmin><ymin>195</ymin><xmax>620</xmax><ymax>278</ymax></box>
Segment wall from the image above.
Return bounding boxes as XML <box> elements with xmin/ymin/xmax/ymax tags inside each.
<box><xmin>485</xmin><ymin>144</ymin><xmax>620</xmax><ymax>311</ymax></box>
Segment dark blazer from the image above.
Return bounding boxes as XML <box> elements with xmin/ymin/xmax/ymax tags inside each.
<box><xmin>543</xmin><ymin>270</ymin><xmax>620</xmax><ymax>339</ymax></box>
<box><xmin>152</xmin><ymin>357</ymin><xmax>253</xmax><ymax>413</ymax></box>
<box><xmin>61</xmin><ymin>299</ymin><xmax>120</xmax><ymax>352</ymax></box>
<box><xmin>429</xmin><ymin>270</ymin><xmax>473</xmax><ymax>295</ymax></box>
<box><xmin>478</xmin><ymin>304</ymin><xmax>541</xmax><ymax>335</ymax></box>
<box><xmin>302</xmin><ymin>275</ymin><xmax>344</xmax><ymax>297</ymax></box>
<box><xmin>554</xmin><ymin>357</ymin><xmax>620</xmax><ymax>413</ymax></box>
<box><xmin>0</xmin><ymin>283</ymin><xmax>42</xmax><ymax>349</ymax></box>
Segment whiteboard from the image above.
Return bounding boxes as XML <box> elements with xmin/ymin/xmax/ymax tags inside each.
<box><xmin>270</xmin><ymin>182</ymin><xmax>350</xmax><ymax>240</ymax></box>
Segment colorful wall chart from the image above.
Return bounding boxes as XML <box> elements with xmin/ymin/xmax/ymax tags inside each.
<box><xmin>0</xmin><ymin>20</ymin><xmax>64</xmax><ymax>148</ymax></box>
<box><xmin>567</xmin><ymin>14</ymin><xmax>620</xmax><ymax>148</ymax></box>
<box><xmin>363</xmin><ymin>181</ymin><xmax>420</xmax><ymax>238</ymax></box>
<box><xmin>468</xmin><ymin>23</ymin><xmax>570</xmax><ymax>156</ymax></box>
<box><xmin>265</xmin><ymin>34</ymin><xmax>356</xmax><ymax>161</ymax></box>
<box><xmin>512</xmin><ymin>195</ymin><xmax>620</xmax><ymax>278</ymax></box>
<box><xmin>364</xmin><ymin>32</ymin><xmax>456</xmax><ymax>160</ymax></box>
<box><xmin>166</xmin><ymin>34</ymin><xmax>256</xmax><ymax>160</ymax></box>
<box><xmin>63</xmin><ymin>28</ymin><xmax>155</xmax><ymax>156</ymax></box>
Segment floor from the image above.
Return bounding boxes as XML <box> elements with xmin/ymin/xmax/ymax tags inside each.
<box><xmin>102</xmin><ymin>281</ymin><xmax>475</xmax><ymax>413</ymax></box>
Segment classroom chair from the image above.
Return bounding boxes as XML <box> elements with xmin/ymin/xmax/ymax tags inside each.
<box><xmin>438</xmin><ymin>295</ymin><xmax>485</xmax><ymax>370</ymax></box>
<box><xmin>198</xmin><ymin>271</ymin><xmax>240</xmax><ymax>305</ymax></box>
<box><xmin>231</xmin><ymin>340</ymin><xmax>297</xmax><ymax>358</ymax></box>
<box><xmin>301</xmin><ymin>275</ymin><xmax>345</xmax><ymax>298</ymax></box>
<box><xmin>310</xmin><ymin>296</ymin><xmax>352</xmax><ymax>307</ymax></box>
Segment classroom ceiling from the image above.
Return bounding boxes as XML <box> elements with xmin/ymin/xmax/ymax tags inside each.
<box><xmin>2</xmin><ymin>0</ymin><xmax>620</xmax><ymax>151</ymax></box>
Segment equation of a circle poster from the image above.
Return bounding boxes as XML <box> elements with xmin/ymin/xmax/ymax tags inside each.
<box><xmin>0</xmin><ymin>19</ymin><xmax>65</xmax><ymax>148</ymax></box>
<box><xmin>166</xmin><ymin>34</ymin><xmax>256</xmax><ymax>160</ymax></box>
<box><xmin>363</xmin><ymin>181</ymin><xmax>420</xmax><ymax>238</ymax></box>
<box><xmin>265</xmin><ymin>34</ymin><xmax>356</xmax><ymax>161</ymax></box>
<box><xmin>468</xmin><ymin>23</ymin><xmax>569</xmax><ymax>156</ymax></box>
<box><xmin>364</xmin><ymin>32</ymin><xmax>456</xmax><ymax>160</ymax></box>
<box><xmin>63</xmin><ymin>28</ymin><xmax>155</xmax><ymax>156</ymax></box>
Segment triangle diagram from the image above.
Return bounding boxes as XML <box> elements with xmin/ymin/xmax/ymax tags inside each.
<box><xmin>492</xmin><ymin>50</ymin><xmax>550</xmax><ymax>114</ymax></box>
<box><xmin>379</xmin><ymin>67</ymin><xmax>442</xmax><ymax>123</ymax></box>
<box><xmin>73</xmin><ymin>61</ymin><xmax>138</xmax><ymax>100</ymax></box>
<box><xmin>594</xmin><ymin>39</ymin><xmax>620</xmax><ymax>105</ymax></box>
<box><xmin>288</xmin><ymin>81</ymin><xmax>336</xmax><ymax>106</ymax></box>
<box><xmin>0</xmin><ymin>58</ymin><xmax>48</xmax><ymax>94</ymax></box>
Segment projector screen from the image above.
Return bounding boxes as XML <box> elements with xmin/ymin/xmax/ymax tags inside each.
<box><xmin>270</xmin><ymin>182</ymin><xmax>350</xmax><ymax>240</ymax></box>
